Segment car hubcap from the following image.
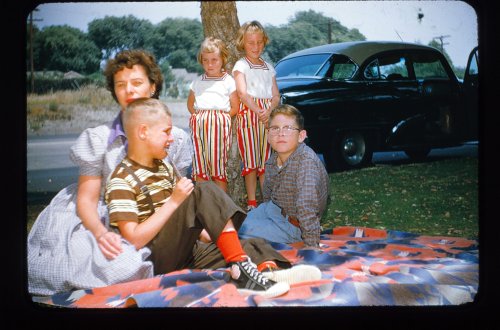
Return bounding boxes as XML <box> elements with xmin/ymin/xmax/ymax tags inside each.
<box><xmin>341</xmin><ymin>133</ymin><xmax>365</xmax><ymax>165</ymax></box>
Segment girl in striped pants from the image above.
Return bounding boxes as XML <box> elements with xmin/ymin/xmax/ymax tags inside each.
<box><xmin>233</xmin><ymin>21</ymin><xmax>281</xmax><ymax>211</ymax></box>
<box><xmin>187</xmin><ymin>37</ymin><xmax>239</xmax><ymax>193</ymax></box>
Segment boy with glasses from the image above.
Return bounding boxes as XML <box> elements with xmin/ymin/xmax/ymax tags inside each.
<box><xmin>238</xmin><ymin>104</ymin><xmax>329</xmax><ymax>250</ymax></box>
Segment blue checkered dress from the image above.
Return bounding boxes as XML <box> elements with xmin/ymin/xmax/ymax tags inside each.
<box><xmin>27</xmin><ymin>115</ymin><xmax>193</xmax><ymax>296</ymax></box>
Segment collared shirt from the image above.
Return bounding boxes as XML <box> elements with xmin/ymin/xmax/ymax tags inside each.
<box><xmin>263</xmin><ymin>143</ymin><xmax>329</xmax><ymax>247</ymax></box>
<box><xmin>107</xmin><ymin>113</ymin><xmax>127</xmax><ymax>149</ymax></box>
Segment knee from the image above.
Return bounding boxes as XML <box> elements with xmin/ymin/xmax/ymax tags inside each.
<box><xmin>195</xmin><ymin>180</ymin><xmax>221</xmax><ymax>194</ymax></box>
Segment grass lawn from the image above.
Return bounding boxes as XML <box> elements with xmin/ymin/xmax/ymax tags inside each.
<box><xmin>322</xmin><ymin>157</ymin><xmax>478</xmax><ymax>239</ymax></box>
<box><xmin>27</xmin><ymin>156</ymin><xmax>479</xmax><ymax>240</ymax></box>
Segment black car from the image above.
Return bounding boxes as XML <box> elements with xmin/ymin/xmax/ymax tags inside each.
<box><xmin>275</xmin><ymin>41</ymin><xmax>479</xmax><ymax>171</ymax></box>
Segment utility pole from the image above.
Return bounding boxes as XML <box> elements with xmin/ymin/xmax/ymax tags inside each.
<box><xmin>28</xmin><ymin>9</ymin><xmax>42</xmax><ymax>94</ymax></box>
<box><xmin>328</xmin><ymin>19</ymin><xmax>332</xmax><ymax>44</ymax></box>
<box><xmin>29</xmin><ymin>11</ymin><xmax>34</xmax><ymax>93</ymax></box>
<box><xmin>433</xmin><ymin>35</ymin><xmax>450</xmax><ymax>52</ymax></box>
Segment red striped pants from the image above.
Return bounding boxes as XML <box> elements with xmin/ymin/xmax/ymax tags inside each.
<box><xmin>189</xmin><ymin>109</ymin><xmax>232</xmax><ymax>182</ymax></box>
<box><xmin>236</xmin><ymin>98</ymin><xmax>272</xmax><ymax>176</ymax></box>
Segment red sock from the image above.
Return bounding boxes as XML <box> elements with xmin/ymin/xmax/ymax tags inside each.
<box><xmin>247</xmin><ymin>200</ymin><xmax>257</xmax><ymax>207</ymax></box>
<box><xmin>257</xmin><ymin>260</ymin><xmax>278</xmax><ymax>272</ymax></box>
<box><xmin>216</xmin><ymin>230</ymin><xmax>246</xmax><ymax>263</ymax></box>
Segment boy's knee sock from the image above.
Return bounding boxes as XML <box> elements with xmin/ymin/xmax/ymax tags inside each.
<box><xmin>216</xmin><ymin>229</ymin><xmax>246</xmax><ymax>263</ymax></box>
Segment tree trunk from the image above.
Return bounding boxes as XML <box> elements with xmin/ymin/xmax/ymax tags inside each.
<box><xmin>199</xmin><ymin>1</ymin><xmax>246</xmax><ymax>207</ymax></box>
<box><xmin>200</xmin><ymin>1</ymin><xmax>240</xmax><ymax>72</ymax></box>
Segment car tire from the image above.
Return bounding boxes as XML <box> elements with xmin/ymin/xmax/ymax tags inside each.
<box><xmin>404</xmin><ymin>147</ymin><xmax>431</xmax><ymax>161</ymax></box>
<box><xmin>325</xmin><ymin>131</ymin><xmax>373</xmax><ymax>172</ymax></box>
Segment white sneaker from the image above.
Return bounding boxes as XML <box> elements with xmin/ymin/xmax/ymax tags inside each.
<box><xmin>262</xmin><ymin>264</ymin><xmax>322</xmax><ymax>285</ymax></box>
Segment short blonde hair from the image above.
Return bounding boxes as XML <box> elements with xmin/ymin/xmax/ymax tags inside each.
<box><xmin>236</xmin><ymin>20</ymin><xmax>269</xmax><ymax>52</ymax></box>
<box><xmin>123</xmin><ymin>98</ymin><xmax>171</xmax><ymax>135</ymax></box>
<box><xmin>270</xmin><ymin>104</ymin><xmax>304</xmax><ymax>130</ymax></box>
<box><xmin>197</xmin><ymin>37</ymin><xmax>230</xmax><ymax>71</ymax></box>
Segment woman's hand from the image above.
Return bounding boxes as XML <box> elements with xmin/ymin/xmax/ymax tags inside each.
<box><xmin>96</xmin><ymin>231</ymin><xmax>124</xmax><ymax>259</ymax></box>
<box><xmin>77</xmin><ymin>175</ymin><xmax>124</xmax><ymax>259</ymax></box>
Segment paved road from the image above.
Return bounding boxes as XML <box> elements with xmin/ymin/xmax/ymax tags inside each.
<box><xmin>27</xmin><ymin>132</ymin><xmax>478</xmax><ymax>202</ymax></box>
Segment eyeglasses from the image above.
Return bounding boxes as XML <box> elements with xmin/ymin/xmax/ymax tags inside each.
<box><xmin>267</xmin><ymin>125</ymin><xmax>300</xmax><ymax>136</ymax></box>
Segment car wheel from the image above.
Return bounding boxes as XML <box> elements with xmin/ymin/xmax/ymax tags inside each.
<box><xmin>325</xmin><ymin>131</ymin><xmax>373</xmax><ymax>171</ymax></box>
<box><xmin>404</xmin><ymin>147</ymin><xmax>431</xmax><ymax>161</ymax></box>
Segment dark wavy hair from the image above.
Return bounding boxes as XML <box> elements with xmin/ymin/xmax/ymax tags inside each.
<box><xmin>103</xmin><ymin>49</ymin><xmax>163</xmax><ymax>103</ymax></box>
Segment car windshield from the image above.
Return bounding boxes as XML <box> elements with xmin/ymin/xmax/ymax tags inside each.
<box><xmin>275</xmin><ymin>54</ymin><xmax>331</xmax><ymax>78</ymax></box>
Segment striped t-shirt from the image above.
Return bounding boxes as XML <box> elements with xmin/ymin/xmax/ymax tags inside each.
<box><xmin>105</xmin><ymin>157</ymin><xmax>176</xmax><ymax>227</ymax></box>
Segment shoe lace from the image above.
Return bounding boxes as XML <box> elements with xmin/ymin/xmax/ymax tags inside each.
<box><xmin>241</xmin><ymin>259</ymin><xmax>269</xmax><ymax>285</ymax></box>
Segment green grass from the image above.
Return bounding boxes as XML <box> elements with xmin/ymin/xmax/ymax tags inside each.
<box><xmin>27</xmin><ymin>157</ymin><xmax>479</xmax><ymax>239</ymax></box>
<box><xmin>322</xmin><ymin>157</ymin><xmax>478</xmax><ymax>239</ymax></box>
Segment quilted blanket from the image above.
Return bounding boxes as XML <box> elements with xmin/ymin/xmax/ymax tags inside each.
<box><xmin>33</xmin><ymin>226</ymin><xmax>478</xmax><ymax>308</ymax></box>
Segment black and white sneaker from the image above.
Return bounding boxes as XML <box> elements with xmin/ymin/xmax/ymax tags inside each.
<box><xmin>229</xmin><ymin>258</ymin><xmax>289</xmax><ymax>298</ymax></box>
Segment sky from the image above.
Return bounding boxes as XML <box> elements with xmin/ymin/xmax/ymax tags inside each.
<box><xmin>30</xmin><ymin>1</ymin><xmax>478</xmax><ymax>67</ymax></box>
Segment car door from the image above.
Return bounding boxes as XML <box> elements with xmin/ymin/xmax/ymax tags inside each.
<box><xmin>361</xmin><ymin>51</ymin><xmax>421</xmax><ymax>147</ymax></box>
<box><xmin>462</xmin><ymin>46</ymin><xmax>479</xmax><ymax>141</ymax></box>
<box><xmin>391</xmin><ymin>50</ymin><xmax>462</xmax><ymax>147</ymax></box>
<box><xmin>311</xmin><ymin>54</ymin><xmax>372</xmax><ymax>130</ymax></box>
<box><xmin>278</xmin><ymin>53</ymin><xmax>371</xmax><ymax>152</ymax></box>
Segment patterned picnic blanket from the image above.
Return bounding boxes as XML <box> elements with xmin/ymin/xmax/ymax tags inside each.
<box><xmin>33</xmin><ymin>226</ymin><xmax>478</xmax><ymax>308</ymax></box>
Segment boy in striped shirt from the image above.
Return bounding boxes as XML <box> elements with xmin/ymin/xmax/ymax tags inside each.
<box><xmin>105</xmin><ymin>98</ymin><xmax>321</xmax><ymax>298</ymax></box>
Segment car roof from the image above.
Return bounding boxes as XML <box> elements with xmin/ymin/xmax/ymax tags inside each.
<box><xmin>279</xmin><ymin>41</ymin><xmax>438</xmax><ymax>65</ymax></box>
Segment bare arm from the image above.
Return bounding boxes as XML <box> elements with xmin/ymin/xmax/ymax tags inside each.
<box><xmin>77</xmin><ymin>175</ymin><xmax>123</xmax><ymax>259</ymax></box>
<box><xmin>117</xmin><ymin>177</ymin><xmax>194</xmax><ymax>250</ymax></box>
<box><xmin>258</xmin><ymin>76</ymin><xmax>281</xmax><ymax>126</ymax></box>
<box><xmin>187</xmin><ymin>90</ymin><xmax>196</xmax><ymax>114</ymax></box>
<box><xmin>270</xmin><ymin>76</ymin><xmax>281</xmax><ymax>110</ymax></box>
<box><xmin>233</xmin><ymin>71</ymin><xmax>262</xmax><ymax>114</ymax></box>
<box><xmin>229</xmin><ymin>90</ymin><xmax>239</xmax><ymax>117</ymax></box>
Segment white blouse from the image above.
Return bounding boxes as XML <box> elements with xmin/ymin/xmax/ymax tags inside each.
<box><xmin>190</xmin><ymin>73</ymin><xmax>236</xmax><ymax>112</ymax></box>
<box><xmin>232</xmin><ymin>57</ymin><xmax>276</xmax><ymax>99</ymax></box>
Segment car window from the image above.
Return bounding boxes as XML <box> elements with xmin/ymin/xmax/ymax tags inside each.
<box><xmin>275</xmin><ymin>54</ymin><xmax>331</xmax><ymax>78</ymax></box>
<box><xmin>468</xmin><ymin>50</ymin><xmax>478</xmax><ymax>76</ymax></box>
<box><xmin>328</xmin><ymin>54</ymin><xmax>357</xmax><ymax>80</ymax></box>
<box><xmin>364</xmin><ymin>60</ymin><xmax>380</xmax><ymax>80</ymax></box>
<box><xmin>364</xmin><ymin>56</ymin><xmax>409</xmax><ymax>80</ymax></box>
<box><xmin>411</xmin><ymin>53</ymin><xmax>449</xmax><ymax>80</ymax></box>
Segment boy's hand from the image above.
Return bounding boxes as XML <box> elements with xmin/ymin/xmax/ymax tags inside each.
<box><xmin>170</xmin><ymin>177</ymin><xmax>194</xmax><ymax>205</ymax></box>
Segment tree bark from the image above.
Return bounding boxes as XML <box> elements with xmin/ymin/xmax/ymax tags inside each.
<box><xmin>199</xmin><ymin>1</ymin><xmax>246</xmax><ymax>207</ymax></box>
<box><xmin>200</xmin><ymin>1</ymin><xmax>241</xmax><ymax>72</ymax></box>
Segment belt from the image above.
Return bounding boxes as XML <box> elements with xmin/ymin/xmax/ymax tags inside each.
<box><xmin>281</xmin><ymin>208</ymin><xmax>300</xmax><ymax>228</ymax></box>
